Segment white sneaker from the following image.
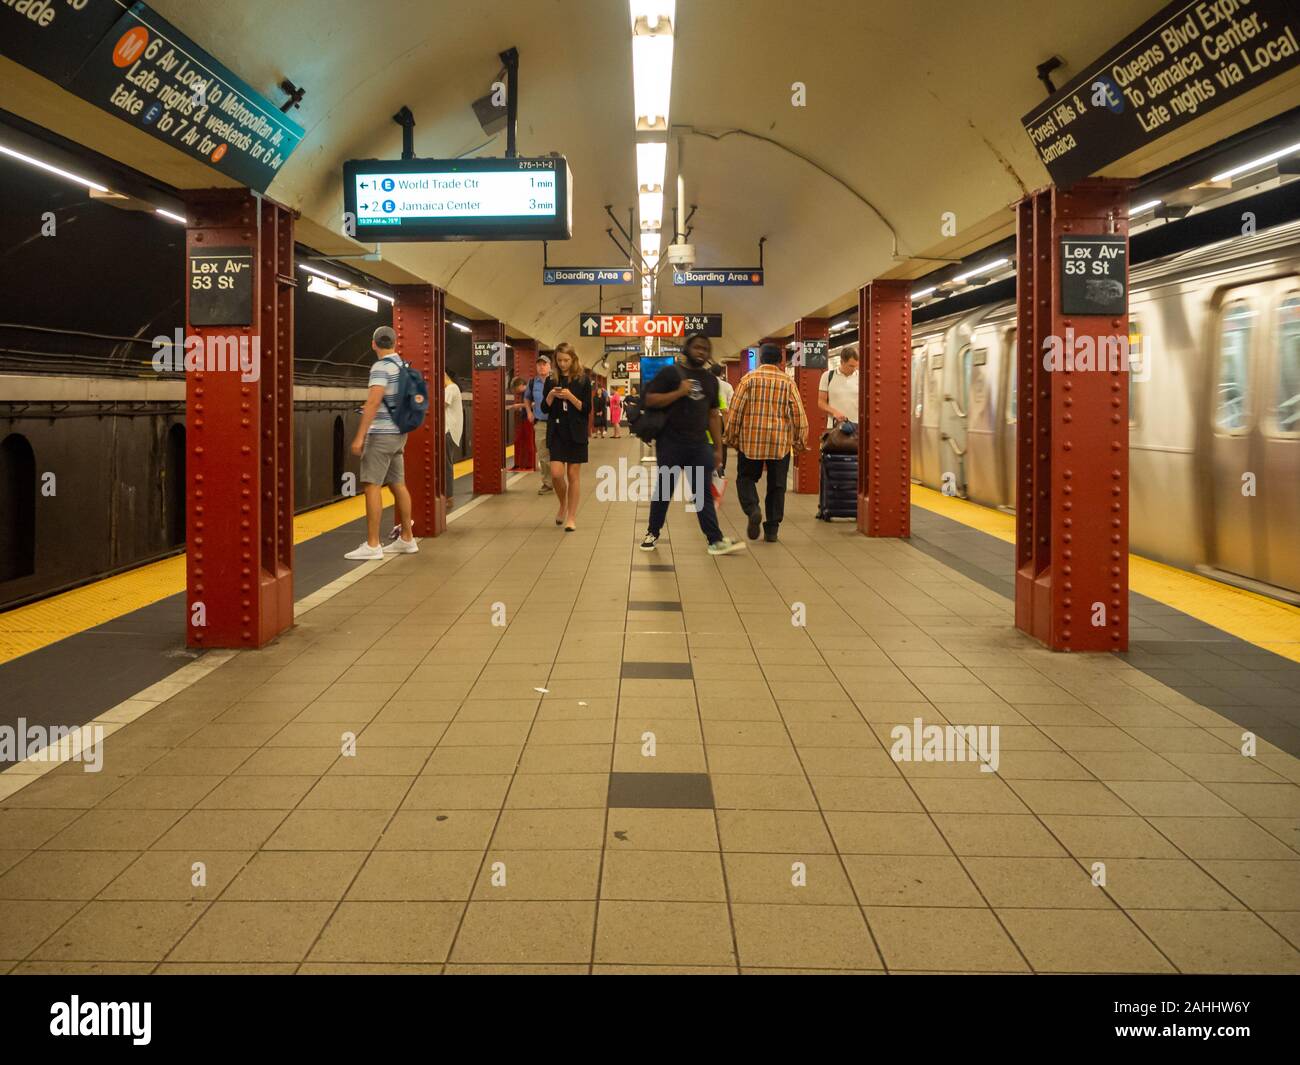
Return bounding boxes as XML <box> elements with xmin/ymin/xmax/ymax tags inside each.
<box><xmin>344</xmin><ymin>542</ymin><xmax>384</xmax><ymax>560</ymax></box>
<box><xmin>383</xmin><ymin>537</ymin><xmax>419</xmax><ymax>554</ymax></box>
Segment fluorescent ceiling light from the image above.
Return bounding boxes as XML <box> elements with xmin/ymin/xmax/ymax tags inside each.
<box><xmin>298</xmin><ymin>262</ymin><xmax>353</xmax><ymax>287</ymax></box>
<box><xmin>639</xmin><ymin>188</ymin><xmax>664</xmax><ymax>229</ymax></box>
<box><xmin>632</xmin><ymin>31</ymin><xmax>674</xmax><ymax>132</ymax></box>
<box><xmin>641</xmin><ymin>298</ymin><xmax>653</xmax><ymax>314</ymax></box>
<box><xmin>450</xmin><ymin>321</ymin><xmax>472</xmax><ymax>333</ymax></box>
<box><xmin>1128</xmin><ymin>199</ymin><xmax>1162</xmax><ymax>216</ymax></box>
<box><xmin>911</xmin><ymin>286</ymin><xmax>937</xmax><ymax>301</ymax></box>
<box><xmin>154</xmin><ymin>207</ymin><xmax>188</xmax><ymax>224</ymax></box>
<box><xmin>1211</xmin><ymin>140</ymin><xmax>1300</xmax><ymax>182</ymax></box>
<box><xmin>306</xmin><ymin>274</ymin><xmax>379</xmax><ymax>313</ymax></box>
<box><xmin>952</xmin><ymin>257</ymin><xmax>1010</xmax><ymax>284</ymax></box>
<box><xmin>368</xmin><ymin>289</ymin><xmax>395</xmax><ymax>304</ymax></box>
<box><xmin>636</xmin><ymin>141</ymin><xmax>667</xmax><ymax>193</ymax></box>
<box><xmin>830</xmin><ymin>319</ymin><xmax>851</xmax><ymax>332</ymax></box>
<box><xmin>0</xmin><ymin>143</ymin><xmax>109</xmax><ymax>192</ymax></box>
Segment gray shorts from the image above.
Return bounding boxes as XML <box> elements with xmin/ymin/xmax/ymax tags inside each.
<box><xmin>361</xmin><ymin>432</ymin><xmax>406</xmax><ymax>485</ymax></box>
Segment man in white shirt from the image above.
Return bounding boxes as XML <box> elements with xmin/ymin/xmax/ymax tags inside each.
<box><xmin>818</xmin><ymin>345</ymin><xmax>860</xmax><ymax>427</ymax></box>
<box><xmin>444</xmin><ymin>372</ymin><xmax>464</xmax><ymax>510</ymax></box>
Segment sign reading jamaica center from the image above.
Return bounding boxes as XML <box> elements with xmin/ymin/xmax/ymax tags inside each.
<box><xmin>1022</xmin><ymin>0</ymin><xmax>1300</xmax><ymax>187</ymax></box>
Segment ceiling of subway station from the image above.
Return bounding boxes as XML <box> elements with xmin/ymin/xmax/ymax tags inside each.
<box><xmin>11</xmin><ymin>0</ymin><xmax>1300</xmax><ymax>357</ymax></box>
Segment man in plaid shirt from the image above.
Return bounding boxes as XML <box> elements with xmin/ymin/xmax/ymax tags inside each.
<box><xmin>723</xmin><ymin>343</ymin><xmax>809</xmax><ymax>542</ymax></box>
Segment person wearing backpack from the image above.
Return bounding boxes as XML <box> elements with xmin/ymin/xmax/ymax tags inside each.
<box><xmin>637</xmin><ymin>333</ymin><xmax>745</xmax><ymax>556</ymax></box>
<box><xmin>345</xmin><ymin>325</ymin><xmax>420</xmax><ymax>560</ymax></box>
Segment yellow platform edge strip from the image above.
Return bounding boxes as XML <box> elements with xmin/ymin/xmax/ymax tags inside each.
<box><xmin>0</xmin><ymin>447</ymin><xmax>513</xmax><ymax>665</ymax></box>
<box><xmin>910</xmin><ymin>484</ymin><xmax>1300</xmax><ymax>663</ymax></box>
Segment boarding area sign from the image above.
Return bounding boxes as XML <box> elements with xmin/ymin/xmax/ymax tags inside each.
<box><xmin>344</xmin><ymin>156</ymin><xmax>573</xmax><ymax>242</ymax></box>
<box><xmin>1022</xmin><ymin>0</ymin><xmax>1300</xmax><ymax>187</ymax></box>
<box><xmin>543</xmin><ymin>267</ymin><xmax>635</xmax><ymax>285</ymax></box>
<box><xmin>580</xmin><ymin>313</ymin><xmax>685</xmax><ymax>338</ymax></box>
<box><xmin>672</xmin><ymin>268</ymin><xmax>764</xmax><ymax>286</ymax></box>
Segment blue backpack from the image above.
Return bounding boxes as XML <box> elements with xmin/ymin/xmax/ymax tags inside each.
<box><xmin>381</xmin><ymin>355</ymin><xmax>431</xmax><ymax>433</ymax></box>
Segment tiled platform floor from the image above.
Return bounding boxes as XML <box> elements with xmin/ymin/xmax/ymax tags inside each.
<box><xmin>0</xmin><ymin>436</ymin><xmax>1297</xmax><ymax>974</ymax></box>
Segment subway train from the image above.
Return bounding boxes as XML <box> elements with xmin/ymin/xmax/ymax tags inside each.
<box><xmin>901</xmin><ymin>218</ymin><xmax>1300</xmax><ymax>603</ymax></box>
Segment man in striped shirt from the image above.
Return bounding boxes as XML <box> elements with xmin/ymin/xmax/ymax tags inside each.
<box><xmin>723</xmin><ymin>343</ymin><xmax>808</xmax><ymax>543</ymax></box>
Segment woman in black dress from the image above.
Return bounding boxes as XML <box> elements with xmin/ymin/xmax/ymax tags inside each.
<box><xmin>543</xmin><ymin>343</ymin><xmax>592</xmax><ymax>531</ymax></box>
<box><xmin>593</xmin><ymin>385</ymin><xmax>609</xmax><ymax>437</ymax></box>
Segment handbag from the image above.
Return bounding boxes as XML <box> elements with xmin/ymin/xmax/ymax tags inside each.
<box><xmin>821</xmin><ymin>422</ymin><xmax>858</xmax><ymax>454</ymax></box>
<box><xmin>630</xmin><ymin>366</ymin><xmax>681</xmax><ymax>443</ymax></box>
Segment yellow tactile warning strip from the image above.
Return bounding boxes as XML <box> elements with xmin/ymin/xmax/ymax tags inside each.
<box><xmin>910</xmin><ymin>484</ymin><xmax>1300</xmax><ymax>663</ymax></box>
<box><xmin>0</xmin><ymin>445</ymin><xmax>514</xmax><ymax>666</ymax></box>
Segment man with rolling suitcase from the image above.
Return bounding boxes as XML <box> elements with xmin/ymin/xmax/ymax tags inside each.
<box><xmin>724</xmin><ymin>342</ymin><xmax>808</xmax><ymax>543</ymax></box>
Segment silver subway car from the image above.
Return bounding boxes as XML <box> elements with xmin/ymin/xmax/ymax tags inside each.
<box><xmin>909</xmin><ymin>220</ymin><xmax>1300</xmax><ymax>602</ymax></box>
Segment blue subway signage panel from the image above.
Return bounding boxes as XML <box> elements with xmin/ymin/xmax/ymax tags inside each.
<box><xmin>672</xmin><ymin>268</ymin><xmax>764</xmax><ymax>286</ymax></box>
<box><xmin>0</xmin><ymin>0</ymin><xmax>124</xmax><ymax>86</ymax></box>
<box><xmin>344</xmin><ymin>156</ymin><xmax>573</xmax><ymax>242</ymax></box>
<box><xmin>66</xmin><ymin>2</ymin><xmax>304</xmax><ymax>192</ymax></box>
<box><xmin>1022</xmin><ymin>0</ymin><xmax>1300</xmax><ymax>187</ymax></box>
<box><xmin>543</xmin><ymin>267</ymin><xmax>636</xmax><ymax>285</ymax></box>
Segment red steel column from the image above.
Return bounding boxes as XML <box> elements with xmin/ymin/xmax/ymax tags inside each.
<box><xmin>726</xmin><ymin>356</ymin><xmax>745</xmax><ymax>389</ymax></box>
<box><xmin>858</xmin><ymin>279</ymin><xmax>911</xmax><ymax>537</ymax></box>
<box><xmin>471</xmin><ymin>319</ymin><xmax>506</xmax><ymax>494</ymax></box>
<box><xmin>511</xmin><ymin>338</ymin><xmax>536</xmax><ymax>468</ymax></box>
<box><xmin>793</xmin><ymin>318</ymin><xmax>828</xmax><ymax>494</ymax></box>
<box><xmin>1015</xmin><ymin>180</ymin><xmax>1130</xmax><ymax>652</ymax></box>
<box><xmin>394</xmin><ymin>284</ymin><xmax>447</xmax><ymax>538</ymax></box>
<box><xmin>184</xmin><ymin>189</ymin><xmax>294</xmax><ymax>650</ymax></box>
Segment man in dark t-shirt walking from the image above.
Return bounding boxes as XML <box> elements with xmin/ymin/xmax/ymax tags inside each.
<box><xmin>638</xmin><ymin>333</ymin><xmax>745</xmax><ymax>556</ymax></box>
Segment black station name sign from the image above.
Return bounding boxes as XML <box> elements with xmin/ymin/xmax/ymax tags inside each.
<box><xmin>1059</xmin><ymin>236</ymin><xmax>1128</xmax><ymax>316</ymax></box>
<box><xmin>188</xmin><ymin>246</ymin><xmax>253</xmax><ymax>326</ymax></box>
<box><xmin>1022</xmin><ymin>0</ymin><xmax>1300</xmax><ymax>187</ymax></box>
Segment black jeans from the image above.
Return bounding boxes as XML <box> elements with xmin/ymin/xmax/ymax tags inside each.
<box><xmin>647</xmin><ymin>437</ymin><xmax>723</xmax><ymax>544</ymax></box>
<box><xmin>736</xmin><ymin>451</ymin><xmax>791</xmax><ymax>531</ymax></box>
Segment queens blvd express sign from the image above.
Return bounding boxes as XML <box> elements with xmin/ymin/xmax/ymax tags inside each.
<box><xmin>580</xmin><ymin>314</ymin><xmax>685</xmax><ymax>338</ymax></box>
<box><xmin>1021</xmin><ymin>0</ymin><xmax>1300</xmax><ymax>187</ymax></box>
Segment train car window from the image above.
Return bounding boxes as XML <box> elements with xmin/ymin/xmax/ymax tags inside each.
<box><xmin>0</xmin><ymin>433</ymin><xmax>37</xmax><ymax>582</ymax></box>
<box><xmin>1214</xmin><ymin>300</ymin><xmax>1254</xmax><ymax>433</ymax></box>
<box><xmin>1005</xmin><ymin>328</ymin><xmax>1017</xmax><ymax>423</ymax></box>
<box><xmin>956</xmin><ymin>345</ymin><xmax>971</xmax><ymax>412</ymax></box>
<box><xmin>1273</xmin><ymin>295</ymin><xmax>1300</xmax><ymax>436</ymax></box>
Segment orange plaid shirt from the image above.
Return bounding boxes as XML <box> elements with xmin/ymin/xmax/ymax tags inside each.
<box><xmin>723</xmin><ymin>365</ymin><xmax>809</xmax><ymax>460</ymax></box>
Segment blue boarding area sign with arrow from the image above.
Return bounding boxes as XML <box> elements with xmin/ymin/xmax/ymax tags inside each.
<box><xmin>544</xmin><ymin>267</ymin><xmax>636</xmax><ymax>285</ymax></box>
<box><xmin>673</xmin><ymin>268</ymin><xmax>763</xmax><ymax>287</ymax></box>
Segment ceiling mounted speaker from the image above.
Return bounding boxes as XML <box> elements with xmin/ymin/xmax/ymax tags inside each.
<box><xmin>472</xmin><ymin>92</ymin><xmax>507</xmax><ymax>135</ymax></box>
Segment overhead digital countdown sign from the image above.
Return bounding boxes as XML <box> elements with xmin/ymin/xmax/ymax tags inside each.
<box><xmin>343</xmin><ymin>156</ymin><xmax>572</xmax><ymax>242</ymax></box>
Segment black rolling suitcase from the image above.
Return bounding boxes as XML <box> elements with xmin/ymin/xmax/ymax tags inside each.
<box><xmin>816</xmin><ymin>451</ymin><xmax>858</xmax><ymax>520</ymax></box>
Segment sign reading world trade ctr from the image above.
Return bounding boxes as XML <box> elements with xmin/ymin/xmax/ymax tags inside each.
<box><xmin>543</xmin><ymin>267</ymin><xmax>636</xmax><ymax>285</ymax></box>
<box><xmin>1022</xmin><ymin>0</ymin><xmax>1300</xmax><ymax>188</ymax></box>
<box><xmin>344</xmin><ymin>157</ymin><xmax>573</xmax><ymax>242</ymax></box>
<box><xmin>673</xmin><ymin>268</ymin><xmax>764</xmax><ymax>286</ymax></box>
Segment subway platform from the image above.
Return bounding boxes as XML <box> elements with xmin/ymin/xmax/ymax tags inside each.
<box><xmin>0</xmin><ymin>436</ymin><xmax>1297</xmax><ymax>975</ymax></box>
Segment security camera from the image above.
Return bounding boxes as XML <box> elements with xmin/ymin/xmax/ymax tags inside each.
<box><xmin>665</xmin><ymin>243</ymin><xmax>695</xmax><ymax>267</ymax></box>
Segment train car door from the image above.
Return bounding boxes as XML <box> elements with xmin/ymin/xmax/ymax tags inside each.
<box><xmin>964</xmin><ymin>334</ymin><xmax>998</xmax><ymax>505</ymax></box>
<box><xmin>1208</xmin><ymin>291</ymin><xmax>1264</xmax><ymax>583</ymax></box>
<box><xmin>999</xmin><ymin>326</ymin><xmax>1017</xmax><ymax>509</ymax></box>
<box><xmin>910</xmin><ymin>345</ymin><xmax>925</xmax><ymax>480</ymax></box>
<box><xmin>940</xmin><ymin>341</ymin><xmax>973</xmax><ymax>495</ymax></box>
<box><xmin>920</xmin><ymin>338</ymin><xmax>944</xmax><ymax>488</ymax></box>
<box><xmin>1262</xmin><ymin>285</ymin><xmax>1300</xmax><ymax>596</ymax></box>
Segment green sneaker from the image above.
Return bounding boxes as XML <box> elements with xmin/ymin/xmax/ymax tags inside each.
<box><xmin>707</xmin><ymin>538</ymin><xmax>746</xmax><ymax>556</ymax></box>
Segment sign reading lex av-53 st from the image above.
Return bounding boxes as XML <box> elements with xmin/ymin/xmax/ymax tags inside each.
<box><xmin>344</xmin><ymin>157</ymin><xmax>573</xmax><ymax>242</ymax></box>
<box><xmin>1022</xmin><ymin>0</ymin><xmax>1300</xmax><ymax>187</ymax></box>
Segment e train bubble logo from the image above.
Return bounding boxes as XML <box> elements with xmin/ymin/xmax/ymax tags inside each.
<box><xmin>1093</xmin><ymin>76</ymin><xmax>1124</xmax><ymax>114</ymax></box>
